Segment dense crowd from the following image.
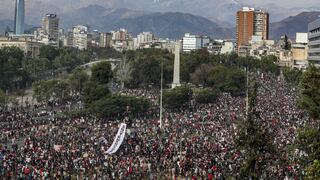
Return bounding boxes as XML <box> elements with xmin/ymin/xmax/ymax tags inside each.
<box><xmin>0</xmin><ymin>73</ymin><xmax>309</xmax><ymax>179</ymax></box>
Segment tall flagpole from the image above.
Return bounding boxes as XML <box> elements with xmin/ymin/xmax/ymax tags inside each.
<box><xmin>160</xmin><ymin>58</ymin><xmax>163</xmax><ymax>129</ymax></box>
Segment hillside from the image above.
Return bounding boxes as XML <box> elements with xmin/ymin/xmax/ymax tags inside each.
<box><xmin>270</xmin><ymin>12</ymin><xmax>320</xmax><ymax>39</ymax></box>
<box><xmin>59</xmin><ymin>5</ymin><xmax>233</xmax><ymax>39</ymax></box>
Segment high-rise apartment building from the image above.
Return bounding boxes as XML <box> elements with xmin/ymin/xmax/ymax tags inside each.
<box><xmin>72</xmin><ymin>25</ymin><xmax>88</xmax><ymax>50</ymax></box>
<box><xmin>110</xmin><ymin>29</ymin><xmax>134</xmax><ymax>51</ymax></box>
<box><xmin>14</xmin><ymin>0</ymin><xmax>25</xmax><ymax>35</ymax></box>
<box><xmin>236</xmin><ymin>7</ymin><xmax>269</xmax><ymax>49</ymax></box>
<box><xmin>100</xmin><ymin>32</ymin><xmax>112</xmax><ymax>48</ymax></box>
<box><xmin>42</xmin><ymin>14</ymin><xmax>59</xmax><ymax>42</ymax></box>
<box><xmin>137</xmin><ymin>32</ymin><xmax>154</xmax><ymax>44</ymax></box>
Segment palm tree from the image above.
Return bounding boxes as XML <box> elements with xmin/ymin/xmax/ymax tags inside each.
<box><xmin>116</xmin><ymin>55</ymin><xmax>133</xmax><ymax>90</ymax></box>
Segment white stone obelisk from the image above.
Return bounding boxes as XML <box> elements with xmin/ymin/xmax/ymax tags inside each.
<box><xmin>172</xmin><ymin>41</ymin><xmax>181</xmax><ymax>88</ymax></box>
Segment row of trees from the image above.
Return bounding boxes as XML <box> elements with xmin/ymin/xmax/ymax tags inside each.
<box><xmin>0</xmin><ymin>46</ymin><xmax>95</xmax><ymax>93</ymax></box>
<box><xmin>296</xmin><ymin>66</ymin><xmax>320</xmax><ymax>179</ymax></box>
<box><xmin>283</xmin><ymin>67</ymin><xmax>303</xmax><ymax>86</ymax></box>
<box><xmin>117</xmin><ymin>49</ymin><xmax>278</xmax><ymax>94</ymax></box>
<box><xmin>0</xmin><ymin>46</ymin><xmax>122</xmax><ymax>91</ymax></box>
<box><xmin>32</xmin><ymin>61</ymin><xmax>151</xmax><ymax>119</ymax></box>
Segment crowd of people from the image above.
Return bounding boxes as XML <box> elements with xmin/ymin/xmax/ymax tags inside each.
<box><xmin>0</xmin><ymin>73</ymin><xmax>309</xmax><ymax>179</ymax></box>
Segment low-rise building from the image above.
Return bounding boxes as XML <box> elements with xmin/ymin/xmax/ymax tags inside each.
<box><xmin>182</xmin><ymin>33</ymin><xmax>209</xmax><ymax>52</ymax></box>
<box><xmin>292</xmin><ymin>33</ymin><xmax>308</xmax><ymax>69</ymax></box>
<box><xmin>277</xmin><ymin>50</ymin><xmax>292</xmax><ymax>67</ymax></box>
<box><xmin>207</xmin><ymin>40</ymin><xmax>235</xmax><ymax>54</ymax></box>
<box><xmin>0</xmin><ymin>36</ymin><xmax>43</xmax><ymax>58</ymax></box>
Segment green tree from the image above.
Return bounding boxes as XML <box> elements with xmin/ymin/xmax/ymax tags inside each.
<box><xmin>283</xmin><ymin>67</ymin><xmax>303</xmax><ymax>86</ymax></box>
<box><xmin>128</xmin><ymin>50</ymin><xmax>173</xmax><ymax>88</ymax></box>
<box><xmin>91</xmin><ymin>61</ymin><xmax>113</xmax><ymax>85</ymax></box>
<box><xmin>52</xmin><ymin>79</ymin><xmax>70</xmax><ymax>101</ymax></box>
<box><xmin>236</xmin><ymin>80</ymin><xmax>280</xmax><ymax>179</ymax></box>
<box><xmin>306</xmin><ymin>160</ymin><xmax>320</xmax><ymax>179</ymax></box>
<box><xmin>297</xmin><ymin>128</ymin><xmax>320</xmax><ymax>164</ymax></box>
<box><xmin>89</xmin><ymin>95</ymin><xmax>150</xmax><ymax>119</ymax></box>
<box><xmin>83</xmin><ymin>81</ymin><xmax>110</xmax><ymax>105</ymax></box>
<box><xmin>0</xmin><ymin>89</ymin><xmax>7</xmax><ymax>108</ymax></box>
<box><xmin>194</xmin><ymin>88</ymin><xmax>220</xmax><ymax>104</ymax></box>
<box><xmin>180</xmin><ymin>49</ymin><xmax>211</xmax><ymax>82</ymax></box>
<box><xmin>296</xmin><ymin>66</ymin><xmax>320</xmax><ymax>178</ymax></box>
<box><xmin>69</xmin><ymin>67</ymin><xmax>89</xmax><ymax>95</ymax></box>
<box><xmin>23</xmin><ymin>58</ymin><xmax>50</xmax><ymax>79</ymax></box>
<box><xmin>116</xmin><ymin>55</ymin><xmax>133</xmax><ymax>89</ymax></box>
<box><xmin>53</xmin><ymin>52</ymin><xmax>80</xmax><ymax>72</ymax></box>
<box><xmin>208</xmin><ymin>66</ymin><xmax>246</xmax><ymax>96</ymax></box>
<box><xmin>283</xmin><ymin>35</ymin><xmax>291</xmax><ymax>50</ymax></box>
<box><xmin>39</xmin><ymin>45</ymin><xmax>59</xmax><ymax>62</ymax></box>
<box><xmin>163</xmin><ymin>86</ymin><xmax>192</xmax><ymax>109</ymax></box>
<box><xmin>32</xmin><ymin>79</ymin><xmax>70</xmax><ymax>103</ymax></box>
<box><xmin>298</xmin><ymin>66</ymin><xmax>320</xmax><ymax>120</ymax></box>
<box><xmin>259</xmin><ymin>55</ymin><xmax>279</xmax><ymax>74</ymax></box>
<box><xmin>191</xmin><ymin>64</ymin><xmax>214</xmax><ymax>86</ymax></box>
<box><xmin>90</xmin><ymin>47</ymin><xmax>123</xmax><ymax>59</ymax></box>
<box><xmin>0</xmin><ymin>47</ymin><xmax>29</xmax><ymax>91</ymax></box>
<box><xmin>33</xmin><ymin>80</ymin><xmax>52</xmax><ymax>103</ymax></box>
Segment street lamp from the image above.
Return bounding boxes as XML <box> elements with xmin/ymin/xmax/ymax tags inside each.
<box><xmin>160</xmin><ymin>58</ymin><xmax>164</xmax><ymax>129</ymax></box>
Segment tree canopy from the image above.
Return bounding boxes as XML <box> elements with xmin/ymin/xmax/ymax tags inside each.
<box><xmin>163</xmin><ymin>86</ymin><xmax>192</xmax><ymax>109</ymax></box>
<box><xmin>91</xmin><ymin>61</ymin><xmax>113</xmax><ymax>85</ymax></box>
<box><xmin>298</xmin><ymin>66</ymin><xmax>320</xmax><ymax>120</ymax></box>
<box><xmin>89</xmin><ymin>95</ymin><xmax>150</xmax><ymax>119</ymax></box>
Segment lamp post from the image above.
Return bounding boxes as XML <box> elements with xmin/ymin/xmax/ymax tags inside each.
<box><xmin>159</xmin><ymin>58</ymin><xmax>164</xmax><ymax>129</ymax></box>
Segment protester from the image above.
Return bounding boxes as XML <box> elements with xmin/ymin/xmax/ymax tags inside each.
<box><xmin>0</xmin><ymin>73</ymin><xmax>308</xmax><ymax>179</ymax></box>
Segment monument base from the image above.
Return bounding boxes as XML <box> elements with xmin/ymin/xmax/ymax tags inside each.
<box><xmin>171</xmin><ymin>83</ymin><xmax>181</xmax><ymax>89</ymax></box>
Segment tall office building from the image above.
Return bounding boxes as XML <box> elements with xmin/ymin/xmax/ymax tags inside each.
<box><xmin>236</xmin><ymin>7</ymin><xmax>269</xmax><ymax>49</ymax></box>
<box><xmin>14</xmin><ymin>0</ymin><xmax>25</xmax><ymax>34</ymax></box>
<box><xmin>42</xmin><ymin>14</ymin><xmax>59</xmax><ymax>42</ymax></box>
<box><xmin>308</xmin><ymin>19</ymin><xmax>320</xmax><ymax>66</ymax></box>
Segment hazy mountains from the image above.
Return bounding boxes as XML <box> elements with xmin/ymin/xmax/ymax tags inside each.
<box><xmin>60</xmin><ymin>5</ymin><xmax>233</xmax><ymax>38</ymax></box>
<box><xmin>270</xmin><ymin>12</ymin><xmax>320</xmax><ymax>39</ymax></box>
<box><xmin>2</xmin><ymin>0</ymin><xmax>319</xmax><ymax>26</ymax></box>
<box><xmin>1</xmin><ymin>2</ymin><xmax>320</xmax><ymax>40</ymax></box>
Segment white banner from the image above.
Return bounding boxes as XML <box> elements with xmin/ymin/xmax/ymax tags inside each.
<box><xmin>106</xmin><ymin>123</ymin><xmax>127</xmax><ymax>154</ymax></box>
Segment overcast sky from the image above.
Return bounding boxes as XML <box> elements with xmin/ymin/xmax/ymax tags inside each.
<box><xmin>1</xmin><ymin>0</ymin><xmax>319</xmax><ymax>9</ymax></box>
<box><xmin>240</xmin><ymin>0</ymin><xmax>318</xmax><ymax>8</ymax></box>
<box><xmin>1</xmin><ymin>0</ymin><xmax>319</xmax><ymax>6</ymax></box>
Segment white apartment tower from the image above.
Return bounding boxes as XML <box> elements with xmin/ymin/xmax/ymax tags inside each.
<box><xmin>73</xmin><ymin>25</ymin><xmax>88</xmax><ymax>50</ymax></box>
<box><xmin>182</xmin><ymin>33</ymin><xmax>209</xmax><ymax>52</ymax></box>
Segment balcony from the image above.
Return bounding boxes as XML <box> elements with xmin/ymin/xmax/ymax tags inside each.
<box><xmin>308</xmin><ymin>32</ymin><xmax>320</xmax><ymax>39</ymax></box>
<box><xmin>308</xmin><ymin>56</ymin><xmax>320</xmax><ymax>61</ymax></box>
<box><xmin>308</xmin><ymin>39</ymin><xmax>320</xmax><ymax>46</ymax></box>
<box><xmin>308</xmin><ymin>48</ymin><xmax>320</xmax><ymax>53</ymax></box>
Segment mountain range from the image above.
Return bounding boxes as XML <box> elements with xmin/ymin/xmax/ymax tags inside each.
<box><xmin>270</xmin><ymin>12</ymin><xmax>320</xmax><ymax>40</ymax></box>
<box><xmin>1</xmin><ymin>0</ymin><xmax>320</xmax><ymax>26</ymax></box>
<box><xmin>1</xmin><ymin>2</ymin><xmax>320</xmax><ymax>40</ymax></box>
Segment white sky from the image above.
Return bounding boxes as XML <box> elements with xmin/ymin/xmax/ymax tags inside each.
<box><xmin>240</xmin><ymin>0</ymin><xmax>318</xmax><ymax>8</ymax></box>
